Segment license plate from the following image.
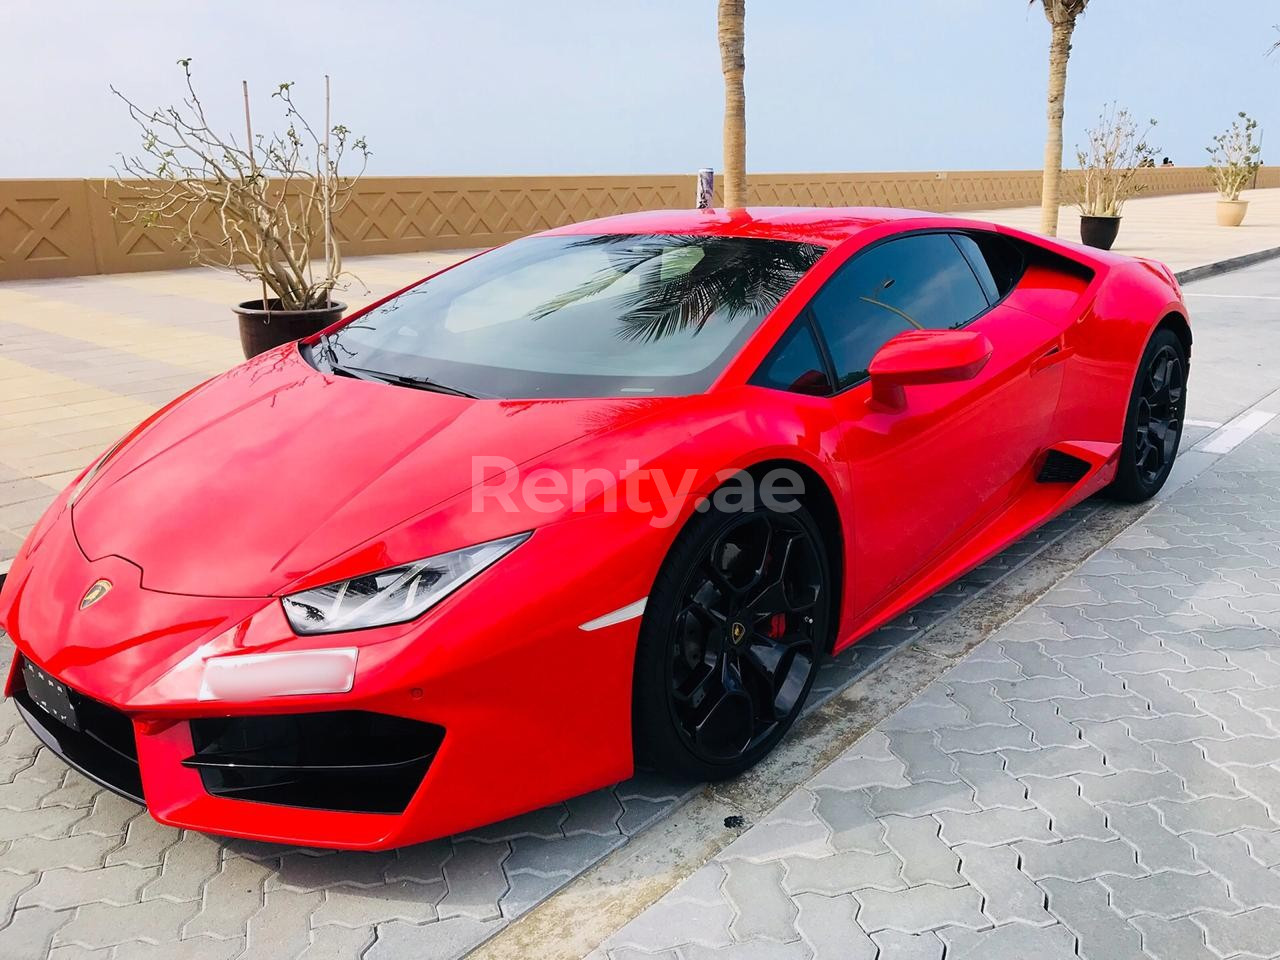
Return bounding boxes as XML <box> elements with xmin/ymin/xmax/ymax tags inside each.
<box><xmin>21</xmin><ymin>658</ymin><xmax>79</xmax><ymax>731</ymax></box>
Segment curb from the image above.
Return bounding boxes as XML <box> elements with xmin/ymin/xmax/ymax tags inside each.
<box><xmin>1175</xmin><ymin>244</ymin><xmax>1280</xmax><ymax>284</ymax></box>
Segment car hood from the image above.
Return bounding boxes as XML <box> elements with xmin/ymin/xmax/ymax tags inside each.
<box><xmin>72</xmin><ymin>346</ymin><xmax>666</xmax><ymax>598</ymax></box>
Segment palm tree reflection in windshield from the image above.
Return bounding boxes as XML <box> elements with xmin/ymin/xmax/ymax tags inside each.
<box><xmin>523</xmin><ymin>234</ymin><xmax>825</xmax><ymax>345</ymax></box>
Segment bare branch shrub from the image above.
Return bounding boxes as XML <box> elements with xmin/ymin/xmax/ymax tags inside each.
<box><xmin>1073</xmin><ymin>103</ymin><xmax>1158</xmax><ymax>218</ymax></box>
<box><xmin>109</xmin><ymin>59</ymin><xmax>370</xmax><ymax>310</ymax></box>
<box><xmin>1207</xmin><ymin>112</ymin><xmax>1262</xmax><ymax>202</ymax></box>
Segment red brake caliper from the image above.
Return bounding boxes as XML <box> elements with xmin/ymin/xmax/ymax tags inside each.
<box><xmin>769</xmin><ymin>612</ymin><xmax>787</xmax><ymax>639</ymax></box>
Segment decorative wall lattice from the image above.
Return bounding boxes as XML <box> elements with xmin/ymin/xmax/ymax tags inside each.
<box><xmin>0</xmin><ymin>168</ymin><xmax>1273</xmax><ymax>280</ymax></box>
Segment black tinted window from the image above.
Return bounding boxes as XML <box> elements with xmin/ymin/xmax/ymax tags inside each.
<box><xmin>751</xmin><ymin>321</ymin><xmax>831</xmax><ymax>396</ymax></box>
<box><xmin>323</xmin><ymin>234</ymin><xmax>824</xmax><ymax>399</ymax></box>
<box><xmin>958</xmin><ymin>232</ymin><xmax>1025</xmax><ymax>299</ymax></box>
<box><xmin>809</xmin><ymin>234</ymin><xmax>990</xmax><ymax>389</ymax></box>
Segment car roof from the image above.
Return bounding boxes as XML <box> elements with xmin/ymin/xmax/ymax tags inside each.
<box><xmin>539</xmin><ymin>206</ymin><xmax>939</xmax><ymax>247</ymax></box>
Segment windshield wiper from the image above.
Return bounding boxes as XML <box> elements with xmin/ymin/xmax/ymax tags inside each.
<box><xmin>331</xmin><ymin>362</ymin><xmax>479</xmax><ymax>399</ymax></box>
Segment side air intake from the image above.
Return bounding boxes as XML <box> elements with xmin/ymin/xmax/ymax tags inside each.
<box><xmin>1036</xmin><ymin>449</ymin><xmax>1092</xmax><ymax>485</ymax></box>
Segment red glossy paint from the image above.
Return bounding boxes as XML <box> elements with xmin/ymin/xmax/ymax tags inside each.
<box><xmin>0</xmin><ymin>207</ymin><xmax>1189</xmax><ymax>849</ymax></box>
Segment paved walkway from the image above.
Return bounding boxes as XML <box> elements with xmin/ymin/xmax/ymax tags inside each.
<box><xmin>590</xmin><ymin>407</ymin><xmax>1280</xmax><ymax>960</ymax></box>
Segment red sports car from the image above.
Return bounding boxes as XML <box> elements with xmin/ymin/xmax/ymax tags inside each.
<box><xmin>1</xmin><ymin>207</ymin><xmax>1188</xmax><ymax>849</ymax></box>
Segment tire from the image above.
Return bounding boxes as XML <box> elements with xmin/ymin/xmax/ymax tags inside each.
<box><xmin>633</xmin><ymin>496</ymin><xmax>834</xmax><ymax>781</ymax></box>
<box><xmin>1106</xmin><ymin>327</ymin><xmax>1188</xmax><ymax>502</ymax></box>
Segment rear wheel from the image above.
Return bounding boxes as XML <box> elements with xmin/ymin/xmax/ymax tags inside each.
<box><xmin>1107</xmin><ymin>327</ymin><xmax>1187</xmax><ymax>502</ymax></box>
<box><xmin>633</xmin><ymin>499</ymin><xmax>834</xmax><ymax>781</ymax></box>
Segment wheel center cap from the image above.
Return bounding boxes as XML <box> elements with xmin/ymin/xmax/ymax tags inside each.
<box><xmin>730</xmin><ymin>621</ymin><xmax>748</xmax><ymax>645</ymax></box>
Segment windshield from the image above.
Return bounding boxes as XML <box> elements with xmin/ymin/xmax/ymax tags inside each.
<box><xmin>320</xmin><ymin>233</ymin><xmax>825</xmax><ymax>398</ymax></box>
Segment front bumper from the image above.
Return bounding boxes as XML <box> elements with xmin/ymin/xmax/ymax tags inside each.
<box><xmin>0</xmin><ymin>503</ymin><xmax>659</xmax><ymax>850</ymax></box>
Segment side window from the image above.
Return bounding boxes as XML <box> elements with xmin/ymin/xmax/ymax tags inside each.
<box><xmin>809</xmin><ymin>233</ymin><xmax>990</xmax><ymax>390</ymax></box>
<box><xmin>955</xmin><ymin>231</ymin><xmax>1025</xmax><ymax>300</ymax></box>
<box><xmin>751</xmin><ymin>320</ymin><xmax>832</xmax><ymax>396</ymax></box>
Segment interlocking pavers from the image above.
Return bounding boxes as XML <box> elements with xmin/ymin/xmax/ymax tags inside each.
<box><xmin>851</xmin><ymin>883</ymin><xmax>988</xmax><ymax>935</ymax></box>
<box><xmin>1039</xmin><ymin>877</ymin><xmax>1147</xmax><ymax>960</ymax></box>
<box><xmin>955</xmin><ymin>842</ymin><xmax>1053</xmax><ymax>926</ymax></box>
<box><xmin>1016</xmin><ymin>837</ymin><xmax>1144</xmax><ymax>881</ymax></box>
<box><xmin>792</xmin><ymin>892</ymin><xmax>875</xmax><ymax>958</ymax></box>
<box><xmin>882</xmin><ymin>816</ymin><xmax>962</xmax><ymax>887</ymax></box>
<box><xmin>1194</xmin><ymin>905</ymin><xmax>1280</xmax><ymax>958</ymax></box>
<box><xmin>1101</xmin><ymin>803</ymin><xmax>1203</xmax><ymax>874</ymax></box>
<box><xmin>723</xmin><ymin>860</ymin><xmax>797</xmax><ymax>942</ymax></box>
<box><xmin>1102</xmin><ymin>869</ymin><xmax>1236</xmax><ymax>919</ymax></box>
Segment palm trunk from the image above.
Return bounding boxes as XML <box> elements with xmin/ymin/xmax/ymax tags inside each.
<box><xmin>1039</xmin><ymin>19</ymin><xmax>1074</xmax><ymax>236</ymax></box>
<box><xmin>718</xmin><ymin>0</ymin><xmax>747</xmax><ymax>209</ymax></box>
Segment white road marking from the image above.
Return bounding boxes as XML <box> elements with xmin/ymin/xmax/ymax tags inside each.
<box><xmin>1183</xmin><ymin>293</ymin><xmax>1280</xmax><ymax>300</ymax></box>
<box><xmin>580</xmin><ymin>597</ymin><xmax>648</xmax><ymax>632</ymax></box>
<box><xmin>1196</xmin><ymin>410</ymin><xmax>1277</xmax><ymax>455</ymax></box>
<box><xmin>1184</xmin><ymin>419</ymin><xmax>1224</xmax><ymax>429</ymax></box>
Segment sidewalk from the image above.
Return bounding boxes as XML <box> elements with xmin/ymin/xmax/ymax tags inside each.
<box><xmin>2</xmin><ymin>189</ymin><xmax>1280</xmax><ymax>569</ymax></box>
<box><xmin>589</xmin><ymin>405</ymin><xmax>1280</xmax><ymax>960</ymax></box>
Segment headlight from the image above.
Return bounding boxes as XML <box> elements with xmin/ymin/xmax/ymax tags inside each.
<box><xmin>281</xmin><ymin>532</ymin><xmax>530</xmax><ymax>635</ymax></box>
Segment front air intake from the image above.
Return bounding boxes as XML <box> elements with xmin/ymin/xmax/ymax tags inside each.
<box><xmin>184</xmin><ymin>711</ymin><xmax>444</xmax><ymax>814</ymax></box>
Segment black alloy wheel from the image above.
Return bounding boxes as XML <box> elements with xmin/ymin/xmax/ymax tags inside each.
<box><xmin>634</xmin><ymin>500</ymin><xmax>833</xmax><ymax>780</ymax></box>
<box><xmin>1108</xmin><ymin>327</ymin><xmax>1188</xmax><ymax>502</ymax></box>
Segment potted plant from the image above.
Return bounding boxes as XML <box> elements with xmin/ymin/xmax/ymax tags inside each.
<box><xmin>110</xmin><ymin>59</ymin><xmax>370</xmax><ymax>358</ymax></box>
<box><xmin>1073</xmin><ymin>104</ymin><xmax>1158</xmax><ymax>250</ymax></box>
<box><xmin>1207</xmin><ymin>112</ymin><xmax>1262</xmax><ymax>227</ymax></box>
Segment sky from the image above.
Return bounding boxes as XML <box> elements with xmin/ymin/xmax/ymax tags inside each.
<box><xmin>2</xmin><ymin>0</ymin><xmax>1277</xmax><ymax>178</ymax></box>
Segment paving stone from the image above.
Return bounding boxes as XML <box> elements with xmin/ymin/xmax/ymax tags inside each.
<box><xmin>1017</xmin><ymin>837</ymin><xmax>1144</xmax><ymax>881</ymax></box>
<box><xmin>1237</xmin><ymin>828</ymin><xmax>1280</xmax><ymax>866</ymax></box>
<box><xmin>1076</xmin><ymin>769</ymin><xmax>1187</xmax><ymax>805</ymax></box>
<box><xmin>1187</xmin><ymin>831</ymin><xmax>1280</xmax><ymax>909</ymax></box>
<box><xmin>117</xmin><ymin>938</ymin><xmax>245</xmax><ymax>960</ymax></box>
<box><xmin>436</xmin><ymin>841</ymin><xmax>511</xmax><ymax>921</ymax></box>
<box><xmin>503</xmin><ymin>831</ymin><xmax>619</xmax><ymax>877</ymax></box>
<box><xmin>499</xmin><ymin>870</ymin><xmax>566</xmax><ymax>918</ymax></box>
<box><xmin>385</xmin><ymin>839</ymin><xmax>452</xmax><ymax>885</ymax></box>
<box><xmin>184</xmin><ymin>853</ymin><xmax>271</xmax><ymax>939</ymax></box>
<box><xmin>720</xmin><ymin>793</ymin><xmax>831</xmax><ymax>862</ymax></box>
<box><xmin>882</xmin><ymin>816</ymin><xmax>961</xmax><ymax>887</ymax></box>
<box><xmin>1194</xmin><ymin>905</ymin><xmax>1280</xmax><ymax>958</ymax></box>
<box><xmin>723</xmin><ymin>860</ymin><xmax>797</xmax><ymax>942</ymax></box>
<box><xmin>1025</xmin><ymin>776</ymin><xmax>1113</xmax><ymax>840</ymax></box>
<box><xmin>935</xmin><ymin>807</ymin><xmax>1054</xmax><ymax>846</ymax></box>
<box><xmin>955</xmin><ymin>842</ymin><xmax>1053</xmax><ymax>926</ymax></box>
<box><xmin>1040</xmin><ymin>877</ymin><xmax>1146</xmax><ymax>960</ymax></box>
<box><xmin>939</xmin><ymin>921</ymin><xmax>1078</xmax><ymax>959</ymax></box>
<box><xmin>1121</xmin><ymin>672</ymin><xmax>1203</xmax><ymax>717</ymax></box>
<box><xmin>813</xmin><ymin>788</ymin><xmax>889</xmax><ymax>854</ymax></box>
<box><xmin>1121</xmin><ymin>712</ymin><xmax>1229</xmax><ymax>744</ymax></box>
<box><xmin>1200</xmin><ymin>733</ymin><xmax>1280</xmax><ymax>767</ymax></box>
<box><xmin>367</xmin><ymin>917</ymin><xmax>505</xmax><ymax>960</ymax></box>
<box><xmin>311</xmin><ymin>879</ymin><xmax>443</xmax><ymax>928</ymax></box>
<box><xmin>793</xmin><ymin>892</ymin><xmax>875</xmax><ymax>959</ymax></box>
<box><xmin>562</xmin><ymin>790</ymin><xmax>625</xmax><ymax>837</ymax></box>
<box><xmin>295</xmin><ymin>925</ymin><xmax>376</xmax><ymax>960</ymax></box>
<box><xmin>244</xmin><ymin>886</ymin><xmax>324</xmax><ymax>958</ymax></box>
<box><xmin>1154</xmin><ymin>795</ymin><xmax>1276</xmax><ymax>835</ymax></box>
<box><xmin>808</xmin><ymin>748</ymin><xmax>908</xmax><ymax>793</ymax></box>
<box><xmin>54</xmin><ymin>898</ymin><xmax>197</xmax><ymax>950</ymax></box>
<box><xmin>1000</xmin><ymin>744</ymin><xmax>1108</xmax><ymax>779</ymax></box>
<box><xmin>1056</xmin><ymin>694</ymin><xmax>1152</xmax><ymax>723</ymax></box>
<box><xmin>1101</xmin><ymin>803</ymin><xmax>1202</xmax><ymax>874</ymax></box>
<box><xmin>0</xmin><ymin>833</ymin><xmax>115</xmax><ymax>877</ymax></box>
<box><xmin>19</xmin><ymin>863</ymin><xmax>155</xmax><ymax>911</ymax></box>
<box><xmin>1103</xmin><ymin>870</ymin><xmax>1235</xmax><ymax>919</ymax></box>
<box><xmin>1149</xmin><ymin>739</ymin><xmax>1242</xmax><ymax>798</ymax></box>
<box><xmin>276</xmin><ymin>850</ymin><xmax>393</xmax><ymax>890</ymax></box>
<box><xmin>944</xmin><ymin>681</ymin><xmax>1016</xmax><ymax>726</ymax></box>
<box><xmin>884</xmin><ymin>730</ymin><xmax>956</xmax><ymax>782</ymax></box>
<box><xmin>1130</xmin><ymin>915</ymin><xmax>1217</xmax><ymax>960</ymax></box>
<box><xmin>1008</xmin><ymin>699</ymin><xmax>1081</xmax><ymax>748</ymax></box>
<box><xmin>953</xmin><ymin>752</ymin><xmax>1032</xmax><ymax>810</ymax></box>
<box><xmin>869</xmin><ymin>929</ymin><xmax>944</xmax><ymax>959</ymax></box>
<box><xmin>866</xmin><ymin>780</ymin><xmax>977</xmax><ymax>819</ymax></box>
<box><xmin>603</xmin><ymin>887</ymin><xmax>734</xmax><ymax>952</ymax></box>
<box><xmin>938</xmin><ymin>723</ymin><xmax>1034</xmax><ymax>754</ymax></box>
<box><xmin>1076</xmin><ymin>719</ymin><xmax>1162</xmax><ymax>772</ymax></box>
<box><xmin>69</xmin><ymin>792</ymin><xmax>136</xmax><ymax>838</ymax></box>
<box><xmin>852</xmin><ymin>884</ymin><xmax>987</xmax><ymax>935</ymax></box>
<box><xmin>140</xmin><ymin>831</ymin><xmax>223</xmax><ymax>903</ymax></box>
<box><xmin>782</xmin><ymin>851</ymin><xmax>905</xmax><ymax>896</ymax></box>
<box><xmin>0</xmin><ymin>906</ymin><xmax>72</xmax><ymax>960</ymax></box>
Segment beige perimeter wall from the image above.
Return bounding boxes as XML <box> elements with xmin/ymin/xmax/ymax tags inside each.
<box><xmin>2</xmin><ymin>167</ymin><xmax>1277</xmax><ymax>281</ymax></box>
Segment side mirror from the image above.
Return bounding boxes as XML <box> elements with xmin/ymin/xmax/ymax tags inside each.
<box><xmin>868</xmin><ymin>330</ymin><xmax>993</xmax><ymax>412</ymax></box>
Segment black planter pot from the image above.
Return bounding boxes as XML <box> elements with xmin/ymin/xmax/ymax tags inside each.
<box><xmin>1079</xmin><ymin>215</ymin><xmax>1121</xmax><ymax>251</ymax></box>
<box><xmin>233</xmin><ymin>299</ymin><xmax>346</xmax><ymax>360</ymax></box>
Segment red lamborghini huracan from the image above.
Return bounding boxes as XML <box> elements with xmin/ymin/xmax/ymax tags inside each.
<box><xmin>1</xmin><ymin>207</ymin><xmax>1188</xmax><ymax>849</ymax></box>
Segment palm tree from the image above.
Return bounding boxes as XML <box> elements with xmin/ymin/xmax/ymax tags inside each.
<box><xmin>1034</xmin><ymin>0</ymin><xmax>1090</xmax><ymax>236</ymax></box>
<box><xmin>719</xmin><ymin>0</ymin><xmax>748</xmax><ymax>208</ymax></box>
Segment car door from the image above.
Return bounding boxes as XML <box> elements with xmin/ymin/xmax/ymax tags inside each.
<box><xmin>807</xmin><ymin>231</ymin><xmax>1062</xmax><ymax>616</ymax></box>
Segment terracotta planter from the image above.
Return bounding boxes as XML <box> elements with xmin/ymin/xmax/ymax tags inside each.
<box><xmin>1216</xmin><ymin>199</ymin><xmax>1249</xmax><ymax>227</ymax></box>
<box><xmin>1079</xmin><ymin>215</ymin><xmax>1121</xmax><ymax>250</ymax></box>
<box><xmin>233</xmin><ymin>299</ymin><xmax>346</xmax><ymax>359</ymax></box>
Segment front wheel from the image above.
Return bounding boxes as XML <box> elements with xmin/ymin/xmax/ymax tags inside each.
<box><xmin>1107</xmin><ymin>327</ymin><xmax>1187</xmax><ymax>502</ymax></box>
<box><xmin>633</xmin><ymin>500</ymin><xmax>834</xmax><ymax>781</ymax></box>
